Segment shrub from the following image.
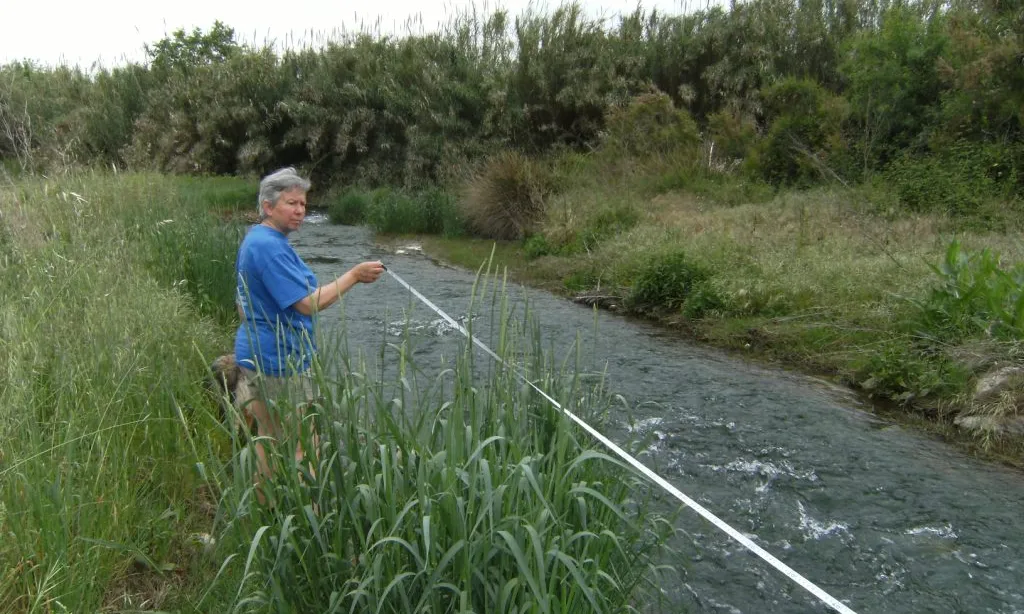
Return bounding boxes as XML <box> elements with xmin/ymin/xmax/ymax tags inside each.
<box><xmin>462</xmin><ymin>152</ymin><xmax>550</xmax><ymax>240</ymax></box>
<box><xmin>602</xmin><ymin>90</ymin><xmax>699</xmax><ymax>158</ymax></box>
<box><xmin>627</xmin><ymin>250</ymin><xmax>719</xmax><ymax>317</ymax></box>
<box><xmin>328</xmin><ymin>190</ymin><xmax>371</xmax><ymax>225</ymax></box>
<box><xmin>706</xmin><ymin>110</ymin><xmax>758</xmax><ymax>163</ymax></box>
<box><xmin>523</xmin><ymin>233</ymin><xmax>552</xmax><ymax>259</ymax></box>
<box><xmin>885</xmin><ymin>141</ymin><xmax>1020</xmax><ymax>216</ymax></box>
<box><xmin>911</xmin><ymin>240</ymin><xmax>1024</xmax><ymax>342</ymax></box>
<box><xmin>839</xmin><ymin>5</ymin><xmax>948</xmax><ymax>169</ymax></box>
<box><xmin>750</xmin><ymin>78</ymin><xmax>849</xmax><ymax>186</ymax></box>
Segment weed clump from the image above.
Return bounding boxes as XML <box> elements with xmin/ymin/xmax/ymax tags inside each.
<box><xmin>627</xmin><ymin>251</ymin><xmax>722</xmax><ymax>318</ymax></box>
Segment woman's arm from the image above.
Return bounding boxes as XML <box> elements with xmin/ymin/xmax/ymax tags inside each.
<box><xmin>292</xmin><ymin>261</ymin><xmax>385</xmax><ymax>316</ymax></box>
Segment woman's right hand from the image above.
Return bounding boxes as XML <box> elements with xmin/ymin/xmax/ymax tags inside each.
<box><xmin>349</xmin><ymin>261</ymin><xmax>385</xmax><ymax>283</ymax></box>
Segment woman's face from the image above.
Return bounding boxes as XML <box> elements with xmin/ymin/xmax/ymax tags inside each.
<box><xmin>263</xmin><ymin>188</ymin><xmax>307</xmax><ymax>234</ymax></box>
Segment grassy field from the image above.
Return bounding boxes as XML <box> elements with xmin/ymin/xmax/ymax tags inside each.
<box><xmin>0</xmin><ymin>172</ymin><xmax>670</xmax><ymax>612</ymax></box>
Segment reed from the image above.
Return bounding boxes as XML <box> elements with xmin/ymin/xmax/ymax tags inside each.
<box><xmin>210</xmin><ymin>273</ymin><xmax>676</xmax><ymax>612</ymax></box>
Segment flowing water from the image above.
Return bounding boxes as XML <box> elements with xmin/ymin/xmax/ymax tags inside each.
<box><xmin>292</xmin><ymin>215</ymin><xmax>1024</xmax><ymax>614</ymax></box>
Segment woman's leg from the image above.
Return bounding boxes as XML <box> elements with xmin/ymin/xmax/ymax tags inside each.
<box><xmin>238</xmin><ymin>368</ymin><xmax>284</xmax><ymax>505</ymax></box>
<box><xmin>243</xmin><ymin>368</ymin><xmax>320</xmax><ymax>481</ymax></box>
<box><xmin>288</xmin><ymin>374</ymin><xmax>320</xmax><ymax>475</ymax></box>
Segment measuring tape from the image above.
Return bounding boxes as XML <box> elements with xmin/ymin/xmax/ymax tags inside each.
<box><xmin>383</xmin><ymin>265</ymin><xmax>858</xmax><ymax>614</ymax></box>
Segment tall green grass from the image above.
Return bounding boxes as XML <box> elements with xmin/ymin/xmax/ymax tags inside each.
<box><xmin>0</xmin><ymin>172</ymin><xmax>237</xmax><ymax>611</ymax></box>
<box><xmin>208</xmin><ymin>275</ymin><xmax>675</xmax><ymax>612</ymax></box>
<box><xmin>328</xmin><ymin>186</ymin><xmax>464</xmax><ymax>237</ymax></box>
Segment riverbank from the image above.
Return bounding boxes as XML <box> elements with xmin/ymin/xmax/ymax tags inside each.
<box><xmin>368</xmin><ymin>183</ymin><xmax>1024</xmax><ymax>470</ymax></box>
<box><xmin>0</xmin><ymin>171</ymin><xmax>673</xmax><ymax>613</ymax></box>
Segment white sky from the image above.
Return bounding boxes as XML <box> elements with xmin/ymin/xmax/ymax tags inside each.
<box><xmin>1</xmin><ymin>0</ymin><xmax>706</xmax><ymax>69</ymax></box>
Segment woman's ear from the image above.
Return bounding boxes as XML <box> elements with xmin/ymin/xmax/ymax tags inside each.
<box><xmin>260</xmin><ymin>199</ymin><xmax>274</xmax><ymax>218</ymax></box>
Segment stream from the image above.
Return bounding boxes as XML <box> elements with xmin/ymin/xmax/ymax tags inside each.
<box><xmin>288</xmin><ymin>215</ymin><xmax>1024</xmax><ymax>613</ymax></box>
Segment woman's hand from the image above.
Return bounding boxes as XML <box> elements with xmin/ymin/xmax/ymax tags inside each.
<box><xmin>349</xmin><ymin>261</ymin><xmax>385</xmax><ymax>284</ymax></box>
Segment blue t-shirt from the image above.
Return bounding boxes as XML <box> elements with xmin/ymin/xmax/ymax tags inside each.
<box><xmin>234</xmin><ymin>224</ymin><xmax>318</xmax><ymax>376</ymax></box>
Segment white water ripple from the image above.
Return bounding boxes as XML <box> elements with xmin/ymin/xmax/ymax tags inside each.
<box><xmin>797</xmin><ymin>501</ymin><xmax>850</xmax><ymax>541</ymax></box>
<box><xmin>386</xmin><ymin>316</ymin><xmax>470</xmax><ymax>337</ymax></box>
<box><xmin>905</xmin><ymin>524</ymin><xmax>958</xmax><ymax>539</ymax></box>
<box><xmin>701</xmin><ymin>459</ymin><xmax>820</xmax><ymax>483</ymax></box>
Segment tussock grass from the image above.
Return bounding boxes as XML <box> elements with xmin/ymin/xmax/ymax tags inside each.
<box><xmin>462</xmin><ymin>152</ymin><xmax>550</xmax><ymax>240</ymax></box>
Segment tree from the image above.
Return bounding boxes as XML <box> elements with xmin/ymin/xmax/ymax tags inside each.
<box><xmin>145</xmin><ymin>21</ymin><xmax>239</xmax><ymax>76</ymax></box>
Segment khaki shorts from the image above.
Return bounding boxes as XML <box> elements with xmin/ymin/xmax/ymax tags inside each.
<box><xmin>234</xmin><ymin>367</ymin><xmax>319</xmax><ymax>430</ymax></box>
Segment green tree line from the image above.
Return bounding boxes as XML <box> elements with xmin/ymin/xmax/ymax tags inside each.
<box><xmin>1</xmin><ymin>0</ymin><xmax>1021</xmax><ymax>206</ymax></box>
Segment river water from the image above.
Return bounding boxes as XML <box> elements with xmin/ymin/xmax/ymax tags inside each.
<box><xmin>291</xmin><ymin>215</ymin><xmax>1024</xmax><ymax>614</ymax></box>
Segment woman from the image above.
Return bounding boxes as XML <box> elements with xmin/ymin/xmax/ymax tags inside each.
<box><xmin>234</xmin><ymin>166</ymin><xmax>383</xmax><ymax>491</ymax></box>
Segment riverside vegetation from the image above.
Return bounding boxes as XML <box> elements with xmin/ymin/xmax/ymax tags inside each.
<box><xmin>2</xmin><ymin>0</ymin><xmax>1024</xmax><ymax>608</ymax></box>
<box><xmin>2</xmin><ymin>0</ymin><xmax>1022</xmax><ymax>432</ymax></box>
<box><xmin>0</xmin><ymin>173</ymin><xmax>673</xmax><ymax>610</ymax></box>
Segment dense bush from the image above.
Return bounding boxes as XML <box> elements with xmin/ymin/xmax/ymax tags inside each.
<box><xmin>750</xmin><ymin>78</ymin><xmax>849</xmax><ymax>186</ymax></box>
<box><xmin>602</xmin><ymin>91</ymin><xmax>699</xmax><ymax>157</ymax></box>
<box><xmin>839</xmin><ymin>6</ymin><xmax>948</xmax><ymax>171</ymax></box>
<box><xmin>706</xmin><ymin>109</ymin><xmax>759</xmax><ymax>164</ymax></box>
<box><xmin>885</xmin><ymin>141</ymin><xmax>1022</xmax><ymax>216</ymax></box>
<box><xmin>627</xmin><ymin>250</ymin><xmax>721</xmax><ymax>317</ymax></box>
<box><xmin>1</xmin><ymin>0</ymin><xmax>1021</xmax><ymax>214</ymax></box>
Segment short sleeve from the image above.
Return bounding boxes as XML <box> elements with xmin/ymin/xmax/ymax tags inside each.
<box><xmin>263</xmin><ymin>253</ymin><xmax>315</xmax><ymax>310</ymax></box>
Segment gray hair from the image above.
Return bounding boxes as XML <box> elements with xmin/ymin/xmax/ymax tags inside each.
<box><xmin>257</xmin><ymin>167</ymin><xmax>311</xmax><ymax>219</ymax></box>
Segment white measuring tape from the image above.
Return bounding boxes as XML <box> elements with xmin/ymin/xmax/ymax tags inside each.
<box><xmin>384</xmin><ymin>266</ymin><xmax>858</xmax><ymax>614</ymax></box>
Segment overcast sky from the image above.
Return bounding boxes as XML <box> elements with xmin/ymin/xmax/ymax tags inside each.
<box><xmin>1</xmin><ymin>0</ymin><xmax>708</xmax><ymax>69</ymax></box>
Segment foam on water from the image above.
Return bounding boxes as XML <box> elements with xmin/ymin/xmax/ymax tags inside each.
<box><xmin>386</xmin><ymin>316</ymin><xmax>470</xmax><ymax>337</ymax></box>
<box><xmin>701</xmin><ymin>459</ymin><xmax>819</xmax><ymax>483</ymax></box>
<box><xmin>797</xmin><ymin>501</ymin><xmax>850</xmax><ymax>541</ymax></box>
<box><xmin>905</xmin><ymin>524</ymin><xmax>957</xmax><ymax>539</ymax></box>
